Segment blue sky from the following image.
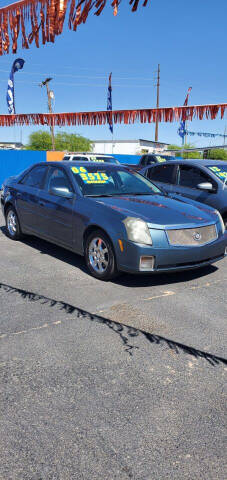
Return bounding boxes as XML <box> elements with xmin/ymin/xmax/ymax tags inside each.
<box><xmin>0</xmin><ymin>0</ymin><xmax>226</xmax><ymax>147</ymax></box>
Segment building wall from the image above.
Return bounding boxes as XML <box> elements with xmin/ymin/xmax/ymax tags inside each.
<box><xmin>114</xmin><ymin>154</ymin><xmax>140</xmax><ymax>165</ymax></box>
<box><xmin>92</xmin><ymin>142</ymin><xmax>140</xmax><ymax>155</ymax></box>
<box><xmin>92</xmin><ymin>141</ymin><xmax>168</xmax><ymax>155</ymax></box>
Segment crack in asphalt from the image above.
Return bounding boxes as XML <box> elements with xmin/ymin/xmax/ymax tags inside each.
<box><xmin>0</xmin><ymin>282</ymin><xmax>226</xmax><ymax>367</ymax></box>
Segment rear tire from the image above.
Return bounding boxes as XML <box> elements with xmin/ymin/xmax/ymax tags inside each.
<box><xmin>5</xmin><ymin>206</ymin><xmax>23</xmax><ymax>240</ymax></box>
<box><xmin>85</xmin><ymin>230</ymin><xmax>119</xmax><ymax>281</ymax></box>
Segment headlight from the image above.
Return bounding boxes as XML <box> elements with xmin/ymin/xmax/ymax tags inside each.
<box><xmin>123</xmin><ymin>217</ymin><xmax>152</xmax><ymax>245</ymax></box>
<box><xmin>215</xmin><ymin>210</ymin><xmax>225</xmax><ymax>234</ymax></box>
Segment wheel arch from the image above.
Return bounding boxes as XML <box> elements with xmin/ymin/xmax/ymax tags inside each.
<box><xmin>222</xmin><ymin>211</ymin><xmax>227</xmax><ymax>227</ymax></box>
<box><xmin>4</xmin><ymin>201</ymin><xmax>14</xmax><ymax>217</ymax></box>
<box><xmin>83</xmin><ymin>224</ymin><xmax>115</xmax><ymax>253</ymax></box>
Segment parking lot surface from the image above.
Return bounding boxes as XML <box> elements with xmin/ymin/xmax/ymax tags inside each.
<box><xmin>0</xmin><ymin>209</ymin><xmax>226</xmax><ymax>479</ymax></box>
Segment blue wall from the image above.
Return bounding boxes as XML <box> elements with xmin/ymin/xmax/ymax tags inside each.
<box><xmin>0</xmin><ymin>151</ymin><xmax>142</xmax><ymax>188</ymax></box>
<box><xmin>0</xmin><ymin>150</ymin><xmax>46</xmax><ymax>187</ymax></box>
<box><xmin>113</xmin><ymin>154</ymin><xmax>140</xmax><ymax>165</ymax></box>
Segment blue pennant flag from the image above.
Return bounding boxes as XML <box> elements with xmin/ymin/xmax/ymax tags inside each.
<box><xmin>7</xmin><ymin>58</ymin><xmax>25</xmax><ymax>114</ymax></box>
<box><xmin>178</xmin><ymin>87</ymin><xmax>192</xmax><ymax>142</ymax></box>
<box><xmin>178</xmin><ymin>121</ymin><xmax>186</xmax><ymax>139</ymax></box>
<box><xmin>107</xmin><ymin>72</ymin><xmax>113</xmax><ymax>134</ymax></box>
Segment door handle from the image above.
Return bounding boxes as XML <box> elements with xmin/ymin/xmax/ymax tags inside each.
<box><xmin>39</xmin><ymin>201</ymin><xmax>45</xmax><ymax>207</ymax></box>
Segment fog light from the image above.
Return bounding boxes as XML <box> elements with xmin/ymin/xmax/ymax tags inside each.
<box><xmin>139</xmin><ymin>256</ymin><xmax>155</xmax><ymax>271</ymax></box>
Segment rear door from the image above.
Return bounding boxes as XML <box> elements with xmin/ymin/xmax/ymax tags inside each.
<box><xmin>37</xmin><ymin>166</ymin><xmax>75</xmax><ymax>246</ymax></box>
<box><xmin>145</xmin><ymin>164</ymin><xmax>177</xmax><ymax>193</ymax></box>
<box><xmin>16</xmin><ymin>165</ymin><xmax>48</xmax><ymax>233</ymax></box>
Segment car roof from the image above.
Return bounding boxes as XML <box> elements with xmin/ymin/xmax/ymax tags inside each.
<box><xmin>147</xmin><ymin>159</ymin><xmax>227</xmax><ymax>167</ymax></box>
<box><xmin>45</xmin><ymin>161</ymin><xmax>120</xmax><ymax>167</ymax></box>
<box><xmin>64</xmin><ymin>153</ymin><xmax>114</xmax><ymax>157</ymax></box>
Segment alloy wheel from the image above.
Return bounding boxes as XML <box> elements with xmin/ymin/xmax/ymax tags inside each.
<box><xmin>88</xmin><ymin>237</ymin><xmax>109</xmax><ymax>273</ymax></box>
<box><xmin>7</xmin><ymin>210</ymin><xmax>17</xmax><ymax>236</ymax></box>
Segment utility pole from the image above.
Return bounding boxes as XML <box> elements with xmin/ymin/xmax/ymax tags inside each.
<box><xmin>39</xmin><ymin>77</ymin><xmax>55</xmax><ymax>150</ymax></box>
<box><xmin>223</xmin><ymin>125</ymin><xmax>227</xmax><ymax>146</ymax></box>
<box><xmin>184</xmin><ymin>123</ymin><xmax>187</xmax><ymax>146</ymax></box>
<box><xmin>155</xmin><ymin>64</ymin><xmax>160</xmax><ymax>142</ymax></box>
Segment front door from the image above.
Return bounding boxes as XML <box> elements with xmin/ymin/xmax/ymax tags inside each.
<box><xmin>37</xmin><ymin>166</ymin><xmax>75</xmax><ymax>247</ymax></box>
<box><xmin>173</xmin><ymin>164</ymin><xmax>218</xmax><ymax>208</ymax></box>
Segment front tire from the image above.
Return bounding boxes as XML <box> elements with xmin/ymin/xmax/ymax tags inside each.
<box><xmin>85</xmin><ymin>230</ymin><xmax>118</xmax><ymax>281</ymax></box>
<box><xmin>6</xmin><ymin>207</ymin><xmax>23</xmax><ymax>240</ymax></box>
<box><xmin>223</xmin><ymin>216</ymin><xmax>227</xmax><ymax>230</ymax></box>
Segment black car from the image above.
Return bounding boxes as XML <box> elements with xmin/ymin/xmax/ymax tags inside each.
<box><xmin>124</xmin><ymin>154</ymin><xmax>175</xmax><ymax>172</ymax></box>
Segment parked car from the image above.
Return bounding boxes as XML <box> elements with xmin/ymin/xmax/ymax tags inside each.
<box><xmin>63</xmin><ymin>153</ymin><xmax>120</xmax><ymax>164</ymax></box>
<box><xmin>1</xmin><ymin>162</ymin><xmax>226</xmax><ymax>280</ymax></box>
<box><xmin>140</xmin><ymin>159</ymin><xmax>227</xmax><ymax>228</ymax></box>
<box><xmin>125</xmin><ymin>154</ymin><xmax>175</xmax><ymax>171</ymax></box>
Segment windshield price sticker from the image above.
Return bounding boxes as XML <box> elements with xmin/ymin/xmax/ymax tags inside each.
<box><xmin>71</xmin><ymin>166</ymin><xmax>87</xmax><ymax>174</ymax></box>
<box><xmin>71</xmin><ymin>166</ymin><xmax>110</xmax><ymax>183</ymax></box>
<box><xmin>90</xmin><ymin>156</ymin><xmax>105</xmax><ymax>163</ymax></box>
<box><xmin>210</xmin><ymin>166</ymin><xmax>221</xmax><ymax>172</ymax></box>
<box><xmin>209</xmin><ymin>166</ymin><xmax>227</xmax><ymax>179</ymax></box>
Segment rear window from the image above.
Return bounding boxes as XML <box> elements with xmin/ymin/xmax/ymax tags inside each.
<box><xmin>72</xmin><ymin>156</ymin><xmax>89</xmax><ymax>161</ymax></box>
<box><xmin>63</xmin><ymin>156</ymin><xmax>70</xmax><ymax>161</ymax></box>
<box><xmin>20</xmin><ymin>165</ymin><xmax>47</xmax><ymax>188</ymax></box>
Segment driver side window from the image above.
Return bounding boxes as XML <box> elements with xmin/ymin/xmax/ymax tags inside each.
<box><xmin>46</xmin><ymin>168</ymin><xmax>73</xmax><ymax>193</ymax></box>
<box><xmin>178</xmin><ymin>166</ymin><xmax>214</xmax><ymax>189</ymax></box>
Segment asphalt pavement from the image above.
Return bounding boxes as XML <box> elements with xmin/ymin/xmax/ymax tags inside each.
<box><xmin>0</xmin><ymin>209</ymin><xmax>226</xmax><ymax>480</ymax></box>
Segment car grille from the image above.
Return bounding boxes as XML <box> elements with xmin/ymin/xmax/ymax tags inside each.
<box><xmin>166</xmin><ymin>224</ymin><xmax>217</xmax><ymax>246</ymax></box>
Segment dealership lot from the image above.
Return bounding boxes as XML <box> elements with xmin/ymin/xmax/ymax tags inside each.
<box><xmin>0</xmin><ymin>208</ymin><xmax>226</xmax><ymax>479</ymax></box>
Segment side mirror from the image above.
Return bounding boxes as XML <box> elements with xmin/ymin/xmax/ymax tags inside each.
<box><xmin>197</xmin><ymin>182</ymin><xmax>214</xmax><ymax>192</ymax></box>
<box><xmin>50</xmin><ymin>187</ymin><xmax>74</xmax><ymax>199</ymax></box>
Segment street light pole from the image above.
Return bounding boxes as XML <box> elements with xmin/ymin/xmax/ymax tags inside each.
<box><xmin>40</xmin><ymin>77</ymin><xmax>55</xmax><ymax>150</ymax></box>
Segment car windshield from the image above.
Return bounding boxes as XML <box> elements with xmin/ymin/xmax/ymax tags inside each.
<box><xmin>207</xmin><ymin>165</ymin><xmax>227</xmax><ymax>183</ymax></box>
<box><xmin>70</xmin><ymin>165</ymin><xmax>162</xmax><ymax>196</ymax></box>
<box><xmin>89</xmin><ymin>156</ymin><xmax>119</xmax><ymax>164</ymax></box>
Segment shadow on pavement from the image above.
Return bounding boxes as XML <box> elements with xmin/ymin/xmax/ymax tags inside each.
<box><xmin>0</xmin><ymin>282</ymin><xmax>226</xmax><ymax>367</ymax></box>
<box><xmin>0</xmin><ymin>226</ymin><xmax>218</xmax><ymax>288</ymax></box>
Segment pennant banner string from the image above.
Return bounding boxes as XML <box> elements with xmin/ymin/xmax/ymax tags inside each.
<box><xmin>0</xmin><ymin>103</ymin><xmax>226</xmax><ymax>127</ymax></box>
<box><xmin>0</xmin><ymin>0</ymin><xmax>149</xmax><ymax>56</ymax></box>
<box><xmin>186</xmin><ymin>130</ymin><xmax>227</xmax><ymax>139</ymax></box>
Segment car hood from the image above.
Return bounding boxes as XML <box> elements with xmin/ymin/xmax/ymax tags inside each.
<box><xmin>94</xmin><ymin>194</ymin><xmax>217</xmax><ymax>228</ymax></box>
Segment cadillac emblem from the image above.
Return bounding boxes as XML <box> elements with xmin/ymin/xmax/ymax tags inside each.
<box><xmin>193</xmin><ymin>232</ymin><xmax>202</xmax><ymax>241</ymax></box>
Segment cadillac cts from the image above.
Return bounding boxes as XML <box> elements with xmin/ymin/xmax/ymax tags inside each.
<box><xmin>1</xmin><ymin>162</ymin><xmax>226</xmax><ymax>280</ymax></box>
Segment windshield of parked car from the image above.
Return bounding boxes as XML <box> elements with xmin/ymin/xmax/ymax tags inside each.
<box><xmin>207</xmin><ymin>165</ymin><xmax>227</xmax><ymax>183</ymax></box>
<box><xmin>89</xmin><ymin>156</ymin><xmax>119</xmax><ymax>164</ymax></box>
<box><xmin>71</xmin><ymin>165</ymin><xmax>162</xmax><ymax>196</ymax></box>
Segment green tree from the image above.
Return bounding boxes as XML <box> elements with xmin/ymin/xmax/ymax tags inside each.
<box><xmin>167</xmin><ymin>143</ymin><xmax>202</xmax><ymax>159</ymax></box>
<box><xmin>26</xmin><ymin>130</ymin><xmax>52</xmax><ymax>150</ymax></box>
<box><xmin>54</xmin><ymin>132</ymin><xmax>92</xmax><ymax>152</ymax></box>
<box><xmin>26</xmin><ymin>130</ymin><xmax>92</xmax><ymax>152</ymax></box>
<box><xmin>206</xmin><ymin>148</ymin><xmax>227</xmax><ymax>161</ymax></box>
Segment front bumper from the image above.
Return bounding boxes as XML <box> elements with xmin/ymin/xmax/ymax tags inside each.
<box><xmin>116</xmin><ymin>231</ymin><xmax>227</xmax><ymax>274</ymax></box>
